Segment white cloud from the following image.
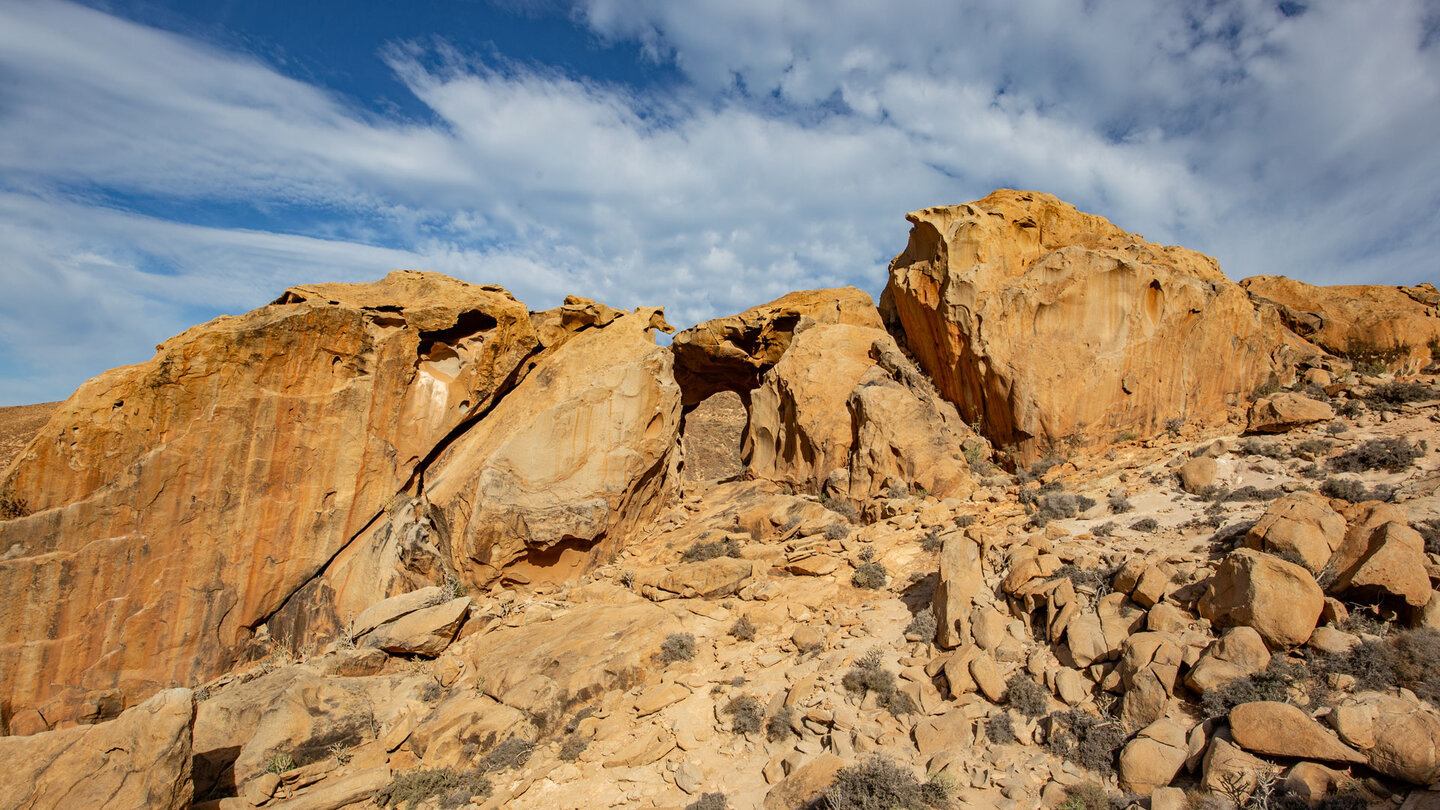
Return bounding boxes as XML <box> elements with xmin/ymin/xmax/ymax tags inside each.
<box><xmin>0</xmin><ymin>0</ymin><xmax>1437</xmax><ymax>404</ymax></box>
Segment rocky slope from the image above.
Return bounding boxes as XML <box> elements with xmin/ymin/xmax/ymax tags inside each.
<box><xmin>1</xmin><ymin>191</ymin><xmax>1439</xmax><ymax>810</ymax></box>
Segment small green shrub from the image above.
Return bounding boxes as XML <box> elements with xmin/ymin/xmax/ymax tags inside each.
<box><xmin>681</xmin><ymin>537</ymin><xmax>741</xmax><ymax>562</ymax></box>
<box><xmin>984</xmin><ymin>711</ymin><xmax>1017</xmax><ymax>744</ymax></box>
<box><xmin>660</xmin><ymin>632</ymin><xmax>697</xmax><ymax>664</ymax></box>
<box><xmin>1006</xmin><ymin>673</ymin><xmax>1049</xmax><ymax>718</ymax></box>
<box><xmin>684</xmin><ymin>793</ymin><xmax>728</xmax><ymax>810</ymax></box>
<box><xmin>729</xmin><ymin>615</ymin><xmax>756</xmax><ymax>641</ymax></box>
<box><xmin>1329</xmin><ymin>437</ymin><xmax>1422</xmax><ymax>473</ymax></box>
<box><xmin>724</xmin><ymin>694</ymin><xmax>764</xmax><ymax>735</ymax></box>
<box><xmin>262</xmin><ymin>752</ymin><xmax>295</xmax><ymax>775</ymax></box>
<box><xmin>818</xmin><ymin>755</ymin><xmax>950</xmax><ymax>810</ymax></box>
<box><xmin>1060</xmin><ymin>782</ymin><xmax>1110</xmax><ymax>810</ymax></box>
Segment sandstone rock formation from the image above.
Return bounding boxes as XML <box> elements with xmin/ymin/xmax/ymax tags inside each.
<box><xmin>882</xmin><ymin>190</ymin><xmax>1296</xmax><ymax>462</ymax></box>
<box><xmin>1242</xmin><ymin>276</ymin><xmax>1440</xmax><ymax>372</ymax></box>
<box><xmin>0</xmin><ymin>271</ymin><xmax>536</xmax><ymax>727</ymax></box>
<box><xmin>0</xmin><ymin>688</ymin><xmax>195</xmax><ymax>810</ymax></box>
<box><xmin>1199</xmin><ymin>549</ymin><xmax>1323</xmax><ymax>648</ymax></box>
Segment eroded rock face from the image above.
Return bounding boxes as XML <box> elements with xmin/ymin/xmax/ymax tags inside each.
<box><xmin>670</xmin><ymin>287</ymin><xmax>883</xmax><ymax>407</ymax></box>
<box><xmin>1242</xmin><ymin>276</ymin><xmax>1440</xmax><ymax>372</ymax></box>
<box><xmin>0</xmin><ymin>688</ymin><xmax>195</xmax><ymax>810</ymax></box>
<box><xmin>883</xmin><ymin>190</ymin><xmax>1295</xmax><ymax>462</ymax></box>
<box><xmin>0</xmin><ymin>271</ymin><xmax>537</xmax><ymax>728</ymax></box>
<box><xmin>422</xmin><ymin>307</ymin><xmax>681</xmax><ymax>588</ymax></box>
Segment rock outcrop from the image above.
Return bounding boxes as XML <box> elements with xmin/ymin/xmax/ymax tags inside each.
<box><xmin>882</xmin><ymin>190</ymin><xmax>1295</xmax><ymax>462</ymax></box>
<box><xmin>0</xmin><ymin>271</ymin><xmax>536</xmax><ymax>727</ymax></box>
<box><xmin>0</xmin><ymin>688</ymin><xmax>195</xmax><ymax>810</ymax></box>
<box><xmin>1242</xmin><ymin>276</ymin><xmax>1440</xmax><ymax>372</ymax></box>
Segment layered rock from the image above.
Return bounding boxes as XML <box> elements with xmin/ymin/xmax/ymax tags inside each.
<box><xmin>882</xmin><ymin>190</ymin><xmax>1296</xmax><ymax>462</ymax></box>
<box><xmin>0</xmin><ymin>271</ymin><xmax>537</xmax><ymax>727</ymax></box>
<box><xmin>1242</xmin><ymin>276</ymin><xmax>1440</xmax><ymax>372</ymax></box>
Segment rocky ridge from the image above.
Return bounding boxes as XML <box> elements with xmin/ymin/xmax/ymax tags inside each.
<box><xmin>1</xmin><ymin>191</ymin><xmax>1439</xmax><ymax>810</ymax></box>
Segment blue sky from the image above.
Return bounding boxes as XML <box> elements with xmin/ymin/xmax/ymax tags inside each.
<box><xmin>1</xmin><ymin>0</ymin><xmax>1438</xmax><ymax>405</ymax></box>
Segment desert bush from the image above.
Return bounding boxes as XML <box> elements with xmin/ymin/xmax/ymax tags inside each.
<box><xmin>1074</xmin><ymin>494</ymin><xmax>1097</xmax><ymax>512</ymax></box>
<box><xmin>1365</xmin><ymin>381</ymin><xmax>1437</xmax><ymax>405</ymax></box>
<box><xmin>660</xmin><ymin>632</ymin><xmax>697</xmax><ymax>664</ymax></box>
<box><xmin>1165</xmin><ymin>417</ymin><xmax>1184</xmax><ymax>436</ymax></box>
<box><xmin>557</xmin><ymin>734</ymin><xmax>588</xmax><ymax>761</ymax></box>
<box><xmin>619</xmin><ymin>568</ymin><xmax>635</xmax><ymax>588</ymax></box>
<box><xmin>0</xmin><ymin>490</ymin><xmax>28</xmax><ymax>521</ymax></box>
<box><xmin>377</xmin><ymin>767</ymin><xmax>491</xmax><ymax>810</ymax></box>
<box><xmin>1201</xmin><ymin>658</ymin><xmax>1309</xmax><ymax>718</ymax></box>
<box><xmin>1320</xmin><ymin>477</ymin><xmax>1396</xmax><ymax>503</ymax></box>
<box><xmin>841</xmin><ymin>649</ymin><xmax>913</xmax><ymax>716</ymax></box>
<box><xmin>1312</xmin><ymin>627</ymin><xmax>1440</xmax><ymax>708</ymax></box>
<box><xmin>825</xmin><ymin>522</ymin><xmax>851</xmax><ymax>541</ymax></box>
<box><xmin>824</xmin><ymin>499</ymin><xmax>861</xmax><ymax>523</ymax></box>
<box><xmin>1050</xmin><ymin>563</ymin><xmax>1116</xmax><ymax>595</ymax></box>
<box><xmin>1032</xmin><ymin>492</ymin><xmax>1078</xmax><ymax>527</ymax></box>
<box><xmin>1128</xmin><ymin>517</ymin><xmax>1159</xmax><ymax>533</ymax></box>
<box><xmin>905</xmin><ymin>606</ymin><xmax>937</xmax><ymax>641</ymax></box>
<box><xmin>1060</xmin><ymin>783</ymin><xmax>1110</xmax><ymax>810</ymax></box>
<box><xmin>681</xmin><ymin>537</ymin><xmax>741</xmax><ymax>562</ymax></box>
<box><xmin>724</xmin><ymin>694</ymin><xmax>764</xmax><ymax>735</ymax></box>
<box><xmin>1326</xmin><ymin>420</ymin><xmax>1349</xmax><ymax>435</ymax></box>
<box><xmin>985</xmin><ymin>711</ymin><xmax>1017</xmax><ymax>744</ymax></box>
<box><xmin>420</xmin><ymin>680</ymin><xmax>442</xmax><ymax>702</ymax></box>
<box><xmin>818</xmin><ymin>755</ymin><xmax>950</xmax><ymax>810</ymax></box>
<box><xmin>1293</xmin><ymin>438</ymin><xmax>1333</xmax><ymax>460</ymax></box>
<box><xmin>1107</xmin><ymin>491</ymin><xmax>1132</xmax><ymax>513</ymax></box>
<box><xmin>1237</xmin><ymin>437</ymin><xmax>1288</xmax><ymax>460</ymax></box>
<box><xmin>919</xmin><ymin>530</ymin><xmax>943</xmax><ymax>553</ymax></box>
<box><xmin>767</xmin><ymin>705</ymin><xmax>797</xmax><ymax>741</ymax></box>
<box><xmin>729</xmin><ymin>615</ymin><xmax>756</xmax><ymax>641</ymax></box>
<box><xmin>1093</xmin><ymin>522</ymin><xmax>1116</xmax><ymax>538</ymax></box>
<box><xmin>1045</xmin><ymin>710</ymin><xmax>1126</xmax><ymax>776</ymax></box>
<box><xmin>1006</xmin><ymin>673</ymin><xmax>1049</xmax><ymax>718</ymax></box>
<box><xmin>1417</xmin><ymin>519</ymin><xmax>1440</xmax><ymax>556</ymax></box>
<box><xmin>684</xmin><ymin>793</ymin><xmax>728</xmax><ymax>810</ymax></box>
<box><xmin>481</xmin><ymin>736</ymin><xmax>534</xmax><ymax>772</ymax></box>
<box><xmin>852</xmin><ymin>560</ymin><xmax>888</xmax><ymax>590</ymax></box>
<box><xmin>1329</xmin><ymin>437</ymin><xmax>1421</xmax><ymax>473</ymax></box>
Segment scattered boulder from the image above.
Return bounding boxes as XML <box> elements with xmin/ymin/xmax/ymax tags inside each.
<box><xmin>933</xmin><ymin>531</ymin><xmax>984</xmax><ymax>648</ymax></box>
<box><xmin>762</xmin><ymin>753</ymin><xmax>845</xmax><ymax>810</ymax></box>
<box><xmin>1185</xmin><ymin>627</ymin><xmax>1272</xmax><ymax>694</ymax></box>
<box><xmin>1329</xmin><ymin>691</ymin><xmax>1440</xmax><ymax>785</ymax></box>
<box><xmin>1244</xmin><ymin>492</ymin><xmax>1345</xmax><ymax>574</ymax></box>
<box><xmin>1199</xmin><ymin>549</ymin><xmax>1323</xmax><ymax>648</ymax></box>
<box><xmin>1178</xmin><ymin>457</ymin><xmax>1218</xmax><ymax>495</ymax></box>
<box><xmin>1118</xmin><ymin>718</ymin><xmax>1189</xmax><ymax>794</ymax></box>
<box><xmin>358</xmin><ymin>596</ymin><xmax>470</xmax><ymax>656</ymax></box>
<box><xmin>0</xmin><ymin>688</ymin><xmax>194</xmax><ymax>810</ymax></box>
<box><xmin>1246</xmin><ymin>392</ymin><xmax>1335</xmax><ymax>434</ymax></box>
<box><xmin>1329</xmin><ymin>521</ymin><xmax>1432</xmax><ymax>609</ymax></box>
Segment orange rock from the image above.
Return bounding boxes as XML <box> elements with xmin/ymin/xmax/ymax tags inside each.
<box><xmin>0</xmin><ymin>271</ymin><xmax>537</xmax><ymax>727</ymax></box>
<box><xmin>883</xmin><ymin>190</ymin><xmax>1299</xmax><ymax>462</ymax></box>
<box><xmin>1242</xmin><ymin>276</ymin><xmax>1440</xmax><ymax>372</ymax></box>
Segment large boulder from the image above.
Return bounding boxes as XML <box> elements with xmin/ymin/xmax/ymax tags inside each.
<box><xmin>0</xmin><ymin>688</ymin><xmax>195</xmax><ymax>810</ymax></box>
<box><xmin>1243</xmin><ymin>492</ymin><xmax>1346</xmax><ymax>574</ymax></box>
<box><xmin>882</xmin><ymin>190</ymin><xmax>1295</xmax><ymax>463</ymax></box>
<box><xmin>1241</xmin><ymin>276</ymin><xmax>1440</xmax><ymax>373</ymax></box>
<box><xmin>932</xmin><ymin>531</ymin><xmax>984</xmax><ymax>648</ymax></box>
<box><xmin>1246</xmin><ymin>392</ymin><xmax>1336</xmax><ymax>434</ymax></box>
<box><xmin>1328</xmin><ymin>520</ymin><xmax>1432</xmax><ymax>609</ymax></box>
<box><xmin>745</xmin><ymin>322</ymin><xmax>976</xmax><ymax>498</ymax></box>
<box><xmin>422</xmin><ymin>307</ymin><xmax>681</xmax><ymax>588</ymax></box>
<box><xmin>1228</xmin><ymin>701</ymin><xmax>1365</xmax><ymax>765</ymax></box>
<box><xmin>1118</xmin><ymin>718</ymin><xmax>1189</xmax><ymax>794</ymax></box>
<box><xmin>1185</xmin><ymin>627</ymin><xmax>1271</xmax><ymax>694</ymax></box>
<box><xmin>1199</xmin><ymin>549</ymin><xmax>1323</xmax><ymax>648</ymax></box>
<box><xmin>0</xmin><ymin>271</ymin><xmax>537</xmax><ymax>727</ymax></box>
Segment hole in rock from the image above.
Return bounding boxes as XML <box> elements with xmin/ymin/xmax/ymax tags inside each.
<box><xmin>681</xmin><ymin>390</ymin><xmax>746</xmax><ymax>494</ymax></box>
<box><xmin>503</xmin><ymin>536</ymin><xmax>601</xmax><ymax>587</ymax></box>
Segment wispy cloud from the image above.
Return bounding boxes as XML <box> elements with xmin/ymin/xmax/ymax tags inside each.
<box><xmin>0</xmin><ymin>0</ymin><xmax>1436</xmax><ymax>404</ymax></box>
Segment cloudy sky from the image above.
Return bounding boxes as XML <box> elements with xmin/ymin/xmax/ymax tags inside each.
<box><xmin>1</xmin><ymin>0</ymin><xmax>1437</xmax><ymax>405</ymax></box>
